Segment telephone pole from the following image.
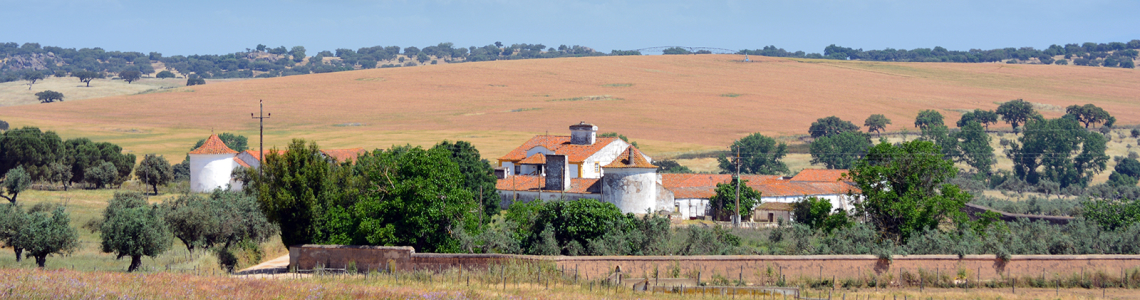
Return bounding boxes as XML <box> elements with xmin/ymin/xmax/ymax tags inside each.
<box><xmin>251</xmin><ymin>100</ymin><xmax>270</xmax><ymax>177</ymax></box>
<box><xmin>734</xmin><ymin>146</ymin><xmax>741</xmax><ymax>227</ymax></box>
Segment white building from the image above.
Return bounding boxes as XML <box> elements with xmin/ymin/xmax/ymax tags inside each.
<box><xmin>189</xmin><ymin>134</ymin><xmax>242</xmax><ymax>193</ymax></box>
<box><xmin>497</xmin><ymin>122</ymin><xmax>647</xmax><ymax>179</ymax></box>
<box><xmin>495</xmin><ymin>123</ymin><xmax>860</xmax><ymax>218</ymax></box>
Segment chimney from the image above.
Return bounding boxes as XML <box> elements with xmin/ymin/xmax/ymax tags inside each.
<box><xmin>544</xmin><ymin>155</ymin><xmax>570</xmax><ymax>191</ymax></box>
<box><xmin>628</xmin><ymin>147</ymin><xmax>635</xmax><ymax>164</ymax></box>
<box><xmin>569</xmin><ymin>122</ymin><xmax>597</xmax><ymax>145</ymax></box>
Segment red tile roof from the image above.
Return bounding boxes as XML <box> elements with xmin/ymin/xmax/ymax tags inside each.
<box><xmin>495</xmin><ymin>176</ymin><xmax>601</xmax><ymax>194</ymax></box>
<box><xmin>189</xmin><ymin>134</ymin><xmax>238</xmax><ymax>155</ymax></box>
<box><xmin>518</xmin><ymin>153</ymin><xmax>547</xmax><ymax>165</ymax></box>
<box><xmin>602</xmin><ymin>146</ymin><xmax>657</xmax><ymax>169</ymax></box>
<box><xmin>499</xmin><ymin>136</ymin><xmax>620</xmax><ymax>163</ymax></box>
<box><xmin>233</xmin><ymin>157</ymin><xmax>251</xmax><ymax>168</ymax></box>
<box><xmin>790</xmin><ymin>169</ymin><xmax>849</xmax><ymax>182</ymax></box>
<box><xmin>321</xmin><ymin>148</ymin><xmax>367</xmax><ymax>162</ymax></box>
<box><xmin>660</xmin><ymin>172</ymin><xmax>857</xmax><ymax>198</ymax></box>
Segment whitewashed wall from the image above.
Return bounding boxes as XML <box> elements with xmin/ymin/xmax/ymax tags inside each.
<box><xmin>190</xmin><ymin>154</ymin><xmax>237</xmax><ymax>193</ymax></box>
<box><xmin>579</xmin><ymin>140</ymin><xmax>630</xmax><ymax>179</ymax></box>
<box><xmin>600</xmin><ymin>168</ymin><xmax>657</xmax><ymax>214</ymax></box>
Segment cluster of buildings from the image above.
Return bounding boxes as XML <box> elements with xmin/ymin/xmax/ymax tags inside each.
<box><xmin>188</xmin><ymin>122</ymin><xmax>860</xmax><ymax>223</ymax></box>
<box><xmin>495</xmin><ymin>122</ymin><xmax>860</xmax><ymax>222</ymax></box>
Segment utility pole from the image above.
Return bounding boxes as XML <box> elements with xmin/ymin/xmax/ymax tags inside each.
<box><xmin>251</xmin><ymin>100</ymin><xmax>270</xmax><ymax>177</ymax></box>
<box><xmin>734</xmin><ymin>146</ymin><xmax>741</xmax><ymax>227</ymax></box>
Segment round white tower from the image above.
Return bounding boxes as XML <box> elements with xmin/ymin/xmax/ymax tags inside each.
<box><xmin>600</xmin><ymin>146</ymin><xmax>658</xmax><ymax>214</ymax></box>
<box><xmin>189</xmin><ymin>134</ymin><xmax>239</xmax><ymax>193</ymax></box>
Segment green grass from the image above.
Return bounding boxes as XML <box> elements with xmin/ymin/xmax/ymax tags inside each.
<box><xmin>601</xmin><ymin>83</ymin><xmax>633</xmax><ymax>87</ymax></box>
<box><xmin>719</xmin><ymin>93</ymin><xmax>742</xmax><ymax>97</ymax></box>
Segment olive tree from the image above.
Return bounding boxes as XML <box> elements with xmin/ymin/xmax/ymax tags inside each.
<box><xmin>20</xmin><ymin>206</ymin><xmax>80</xmax><ymax>267</ymax></box>
<box><xmin>1</xmin><ymin>166</ymin><xmax>32</xmax><ymax>203</ymax></box>
<box><xmin>99</xmin><ymin>192</ymin><xmax>171</xmax><ymax>272</ymax></box>
<box><xmin>0</xmin><ymin>204</ymin><xmax>28</xmax><ymax>261</ymax></box>
<box><xmin>809</xmin><ymin>131</ymin><xmax>872</xmax><ymax>169</ymax></box>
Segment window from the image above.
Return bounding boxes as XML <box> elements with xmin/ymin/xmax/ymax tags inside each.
<box><xmin>594</xmin><ymin>162</ymin><xmax>600</xmax><ymax>174</ymax></box>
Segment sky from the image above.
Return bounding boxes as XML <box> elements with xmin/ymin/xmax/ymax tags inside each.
<box><xmin>3</xmin><ymin>0</ymin><xmax>1139</xmax><ymax>56</ymax></box>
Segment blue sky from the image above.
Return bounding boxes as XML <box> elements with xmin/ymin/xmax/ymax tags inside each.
<box><xmin>3</xmin><ymin>0</ymin><xmax>1138</xmax><ymax>56</ymax></box>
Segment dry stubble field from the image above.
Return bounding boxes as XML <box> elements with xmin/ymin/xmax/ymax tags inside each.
<box><xmin>0</xmin><ymin>54</ymin><xmax>1138</xmax><ymax>164</ymax></box>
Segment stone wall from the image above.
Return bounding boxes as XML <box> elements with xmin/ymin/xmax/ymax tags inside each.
<box><xmin>289</xmin><ymin>245</ymin><xmax>1140</xmax><ymax>283</ymax></box>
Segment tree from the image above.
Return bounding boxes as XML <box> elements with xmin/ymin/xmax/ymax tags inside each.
<box><xmin>73</xmin><ymin>71</ymin><xmax>104</xmax><ymax>87</ymax></box>
<box><xmin>254</xmin><ymin>139</ymin><xmax>336</xmax><ymax>247</ymax></box>
<box><xmin>186</xmin><ymin>77</ymin><xmax>205</xmax><ymax>86</ymax></box>
<box><xmin>527</xmin><ymin>199</ymin><xmax>630</xmax><ymax>255</ymax></box>
<box><xmin>655</xmin><ymin>159</ymin><xmax>693</xmax><ymax>173</ymax></box>
<box><xmin>809</xmin><ymin>131</ymin><xmax>871</xmax><ymax>169</ymax></box>
<box><xmin>350</xmin><ymin>146</ymin><xmax>477</xmax><ymax>252</ymax></box>
<box><xmin>718</xmin><ymin>133</ymin><xmax>788</xmax><ymax>175</ymax></box>
<box><xmin>35</xmin><ymin>90</ymin><xmax>64</xmax><ymax>103</ymax></box>
<box><xmin>864</xmin><ymin>114</ymin><xmax>891</xmax><ymax>136</ymax></box>
<box><xmin>1008</xmin><ymin>117</ymin><xmax>1108</xmax><ymax>188</ymax></box>
<box><xmin>809</xmin><ymin>116</ymin><xmax>860</xmax><ymax>138</ymax></box>
<box><xmin>85</xmin><ymin>161</ymin><xmax>118</xmax><ymax>189</ymax></box>
<box><xmin>19</xmin><ymin>206</ymin><xmax>79</xmax><ymax>267</ymax></box>
<box><xmin>193</xmin><ymin>133</ymin><xmax>248</xmax><ymax>152</ymax></box>
<box><xmin>709</xmin><ymin>178</ymin><xmax>761</xmax><ymax>221</ymax></box>
<box><xmin>135</xmin><ymin>154</ymin><xmax>173</xmax><ymax>195</ymax></box>
<box><xmin>914</xmin><ymin>110</ymin><xmax>944</xmax><ymax>130</ymax></box>
<box><xmin>403</xmin><ymin>46</ymin><xmax>421</xmax><ymax>57</ymax></box>
<box><xmin>24</xmin><ymin>71</ymin><xmax>43</xmax><ymax>88</ymax></box>
<box><xmin>919</xmin><ymin>125</ymin><xmax>960</xmax><ymax>161</ymax></box>
<box><xmin>956</xmin><ymin>122</ymin><xmax>995</xmax><ymax>174</ymax></box>
<box><xmin>791</xmin><ymin>196</ymin><xmax>850</xmax><ymax>233</ymax></box>
<box><xmin>162</xmin><ymin>191</ymin><xmax>276</xmax><ymax>259</ymax></box>
<box><xmin>432</xmin><ymin>140</ymin><xmax>499</xmax><ymax>221</ymax></box>
<box><xmin>846</xmin><ymin>140</ymin><xmax>972</xmax><ymax>243</ymax></box>
<box><xmin>0</xmin><ymin>127</ymin><xmax>65</xmax><ymax>181</ymax></box>
<box><xmin>99</xmin><ymin>192</ymin><xmax>172</xmax><ymax>272</ymax></box>
<box><xmin>1065</xmin><ymin>104</ymin><xmax>1112</xmax><ymax>128</ymax></box>
<box><xmin>996</xmin><ymin>99</ymin><xmax>1035</xmax><ymax>132</ymax></box>
<box><xmin>1108</xmin><ymin>158</ymin><xmax>1140</xmax><ymax>187</ymax></box>
<box><xmin>62</xmin><ymin>138</ymin><xmax>135</xmax><ymax>188</ymax></box>
<box><xmin>956</xmin><ymin>109</ymin><xmax>999</xmax><ymax>130</ymax></box>
<box><xmin>1</xmin><ymin>166</ymin><xmax>32</xmax><ymax>203</ymax></box>
<box><xmin>290</xmin><ymin>46</ymin><xmax>306</xmax><ymax>62</ymax></box>
<box><xmin>118</xmin><ymin>70</ymin><xmax>141</xmax><ymax>84</ymax></box>
<box><xmin>0</xmin><ymin>204</ymin><xmax>28</xmax><ymax>261</ymax></box>
<box><xmin>155</xmin><ymin>70</ymin><xmax>176</xmax><ymax>79</ymax></box>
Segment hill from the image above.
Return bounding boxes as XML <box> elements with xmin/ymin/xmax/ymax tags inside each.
<box><xmin>0</xmin><ymin>54</ymin><xmax>1138</xmax><ymax>162</ymax></box>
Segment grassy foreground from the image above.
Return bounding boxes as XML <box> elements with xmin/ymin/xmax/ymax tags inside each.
<box><xmin>3</xmin><ymin>267</ymin><xmax>1136</xmax><ymax>299</ymax></box>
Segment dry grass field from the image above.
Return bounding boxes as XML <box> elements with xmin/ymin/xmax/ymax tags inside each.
<box><xmin>0</xmin><ymin>55</ymin><xmax>1138</xmax><ymax>163</ymax></box>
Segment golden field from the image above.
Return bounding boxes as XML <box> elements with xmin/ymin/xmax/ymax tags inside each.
<box><xmin>0</xmin><ymin>54</ymin><xmax>1137</xmax><ymax>162</ymax></box>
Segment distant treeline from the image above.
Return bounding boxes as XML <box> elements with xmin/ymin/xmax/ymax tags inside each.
<box><xmin>1</xmin><ymin>39</ymin><xmax>1137</xmax><ymax>83</ymax></box>
<box><xmin>739</xmin><ymin>41</ymin><xmax>1140</xmax><ymax>67</ymax></box>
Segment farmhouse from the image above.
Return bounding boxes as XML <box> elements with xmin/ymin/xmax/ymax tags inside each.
<box><xmin>496</xmin><ymin>123</ymin><xmax>859</xmax><ymax>222</ymax></box>
<box><xmin>188</xmin><ymin>133</ymin><xmax>366</xmax><ymax>193</ymax></box>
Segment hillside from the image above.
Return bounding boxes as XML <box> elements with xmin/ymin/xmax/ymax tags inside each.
<box><xmin>0</xmin><ymin>54</ymin><xmax>1138</xmax><ymax>162</ymax></box>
